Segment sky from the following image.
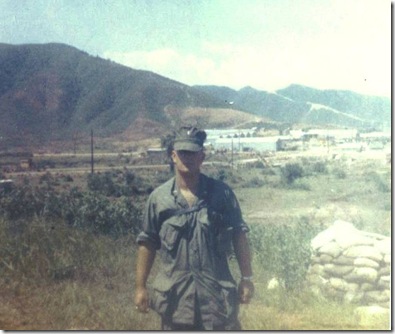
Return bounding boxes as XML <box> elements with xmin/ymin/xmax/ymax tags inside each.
<box><xmin>0</xmin><ymin>0</ymin><xmax>391</xmax><ymax>97</ymax></box>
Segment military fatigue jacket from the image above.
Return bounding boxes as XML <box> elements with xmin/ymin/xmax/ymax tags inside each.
<box><xmin>137</xmin><ymin>174</ymin><xmax>249</xmax><ymax>329</ymax></box>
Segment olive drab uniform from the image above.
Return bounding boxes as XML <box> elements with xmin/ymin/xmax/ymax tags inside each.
<box><xmin>136</xmin><ymin>174</ymin><xmax>249</xmax><ymax>330</ymax></box>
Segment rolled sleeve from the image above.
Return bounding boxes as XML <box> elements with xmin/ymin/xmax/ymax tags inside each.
<box><xmin>223</xmin><ymin>186</ymin><xmax>250</xmax><ymax>233</ymax></box>
<box><xmin>136</xmin><ymin>193</ymin><xmax>161</xmax><ymax>249</ymax></box>
<box><xmin>136</xmin><ymin>231</ymin><xmax>161</xmax><ymax>249</ymax></box>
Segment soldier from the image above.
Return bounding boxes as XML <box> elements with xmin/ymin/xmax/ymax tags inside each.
<box><xmin>135</xmin><ymin>126</ymin><xmax>254</xmax><ymax>330</ymax></box>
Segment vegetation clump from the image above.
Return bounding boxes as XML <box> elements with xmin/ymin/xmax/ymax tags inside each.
<box><xmin>0</xmin><ymin>155</ymin><xmax>390</xmax><ymax>330</ymax></box>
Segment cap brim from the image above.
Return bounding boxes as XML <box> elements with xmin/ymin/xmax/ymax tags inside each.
<box><xmin>173</xmin><ymin>141</ymin><xmax>202</xmax><ymax>152</ymax></box>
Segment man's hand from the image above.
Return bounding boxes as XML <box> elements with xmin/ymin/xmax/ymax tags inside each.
<box><xmin>238</xmin><ymin>280</ymin><xmax>254</xmax><ymax>304</ymax></box>
<box><xmin>134</xmin><ymin>286</ymin><xmax>150</xmax><ymax>313</ymax></box>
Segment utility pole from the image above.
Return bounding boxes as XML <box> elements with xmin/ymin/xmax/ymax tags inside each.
<box><xmin>90</xmin><ymin>129</ymin><xmax>94</xmax><ymax>174</ymax></box>
<box><xmin>231</xmin><ymin>138</ymin><xmax>234</xmax><ymax>169</ymax></box>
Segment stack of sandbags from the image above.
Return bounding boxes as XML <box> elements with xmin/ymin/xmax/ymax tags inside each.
<box><xmin>307</xmin><ymin>220</ymin><xmax>390</xmax><ymax>308</ymax></box>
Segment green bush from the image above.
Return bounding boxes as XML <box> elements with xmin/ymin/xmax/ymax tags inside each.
<box><xmin>87</xmin><ymin>172</ymin><xmax>120</xmax><ymax>197</ymax></box>
<box><xmin>281</xmin><ymin>163</ymin><xmax>304</xmax><ymax>184</ymax></box>
<box><xmin>366</xmin><ymin>171</ymin><xmax>390</xmax><ymax>193</ymax></box>
<box><xmin>217</xmin><ymin>169</ymin><xmax>229</xmax><ymax>181</ymax></box>
<box><xmin>61</xmin><ymin>191</ymin><xmax>142</xmax><ymax>236</ymax></box>
<box><xmin>87</xmin><ymin>170</ymin><xmax>150</xmax><ymax>197</ymax></box>
<box><xmin>332</xmin><ymin>167</ymin><xmax>347</xmax><ymax>179</ymax></box>
<box><xmin>0</xmin><ymin>178</ymin><xmax>48</xmax><ymax>219</ymax></box>
<box><xmin>0</xmin><ymin>178</ymin><xmax>143</xmax><ymax>237</ymax></box>
<box><xmin>249</xmin><ymin>218</ymin><xmax>318</xmax><ymax>292</ymax></box>
<box><xmin>311</xmin><ymin>161</ymin><xmax>328</xmax><ymax>174</ymax></box>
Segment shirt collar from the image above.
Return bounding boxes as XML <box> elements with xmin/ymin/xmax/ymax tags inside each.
<box><xmin>170</xmin><ymin>174</ymin><xmax>208</xmax><ymax>203</ymax></box>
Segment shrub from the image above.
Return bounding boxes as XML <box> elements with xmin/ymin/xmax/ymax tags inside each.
<box><xmin>332</xmin><ymin>167</ymin><xmax>347</xmax><ymax>179</ymax></box>
<box><xmin>61</xmin><ymin>191</ymin><xmax>142</xmax><ymax>237</ymax></box>
<box><xmin>39</xmin><ymin>172</ymin><xmax>56</xmax><ymax>185</ymax></box>
<box><xmin>366</xmin><ymin>171</ymin><xmax>390</xmax><ymax>193</ymax></box>
<box><xmin>87</xmin><ymin>172</ymin><xmax>120</xmax><ymax>197</ymax></box>
<box><xmin>63</xmin><ymin>174</ymin><xmax>74</xmax><ymax>182</ymax></box>
<box><xmin>281</xmin><ymin>163</ymin><xmax>304</xmax><ymax>184</ymax></box>
<box><xmin>217</xmin><ymin>169</ymin><xmax>228</xmax><ymax>181</ymax></box>
<box><xmin>249</xmin><ymin>218</ymin><xmax>318</xmax><ymax>292</ymax></box>
<box><xmin>0</xmin><ymin>178</ymin><xmax>143</xmax><ymax>238</ymax></box>
<box><xmin>311</xmin><ymin>161</ymin><xmax>328</xmax><ymax>174</ymax></box>
<box><xmin>0</xmin><ymin>178</ymin><xmax>48</xmax><ymax>219</ymax></box>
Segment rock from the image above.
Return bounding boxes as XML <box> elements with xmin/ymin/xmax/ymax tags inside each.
<box><xmin>323</xmin><ymin>263</ymin><xmax>354</xmax><ymax>277</ymax></box>
<box><xmin>343</xmin><ymin>246</ymin><xmax>383</xmax><ymax>262</ymax></box>
<box><xmin>377</xmin><ymin>301</ymin><xmax>390</xmax><ymax>309</ymax></box>
<box><xmin>324</xmin><ymin>286</ymin><xmax>344</xmax><ymax>299</ymax></box>
<box><xmin>344</xmin><ymin>290</ymin><xmax>364</xmax><ymax>304</ymax></box>
<box><xmin>329</xmin><ymin>277</ymin><xmax>348</xmax><ymax>291</ymax></box>
<box><xmin>382</xmin><ymin>289</ymin><xmax>390</xmax><ymax>300</ymax></box>
<box><xmin>311</xmin><ymin>220</ymin><xmax>357</xmax><ymax>250</ymax></box>
<box><xmin>267</xmin><ymin>277</ymin><xmax>280</xmax><ymax>290</ymax></box>
<box><xmin>379</xmin><ymin>275</ymin><xmax>390</xmax><ymax>283</ymax></box>
<box><xmin>309</xmin><ymin>221</ymin><xmax>389</xmax><ymax>310</ymax></box>
<box><xmin>311</xmin><ymin>228</ymin><xmax>336</xmax><ymax>250</ymax></box>
<box><xmin>311</xmin><ymin>256</ymin><xmax>321</xmax><ymax>264</ymax></box>
<box><xmin>333</xmin><ymin>255</ymin><xmax>354</xmax><ymax>266</ymax></box>
<box><xmin>344</xmin><ymin>267</ymin><xmax>378</xmax><ymax>284</ymax></box>
<box><xmin>360</xmin><ymin>283</ymin><xmax>376</xmax><ymax>291</ymax></box>
<box><xmin>335</xmin><ymin>233</ymin><xmax>374</xmax><ymax>249</ymax></box>
<box><xmin>317</xmin><ymin>241</ymin><xmax>342</xmax><ymax>258</ymax></box>
<box><xmin>320</xmin><ymin>254</ymin><xmax>334</xmax><ymax>264</ymax></box>
<box><xmin>364</xmin><ymin>290</ymin><xmax>390</xmax><ymax>303</ymax></box>
<box><xmin>309</xmin><ymin>264</ymin><xmax>324</xmax><ymax>275</ymax></box>
<box><xmin>353</xmin><ymin>257</ymin><xmax>380</xmax><ymax>269</ymax></box>
<box><xmin>378</xmin><ymin>266</ymin><xmax>390</xmax><ymax>276</ymax></box>
<box><xmin>377</xmin><ymin>276</ymin><xmax>390</xmax><ymax>289</ymax></box>
<box><xmin>347</xmin><ymin>282</ymin><xmax>359</xmax><ymax>292</ymax></box>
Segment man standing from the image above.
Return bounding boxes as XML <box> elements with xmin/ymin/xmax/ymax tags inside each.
<box><xmin>134</xmin><ymin>126</ymin><xmax>254</xmax><ymax>330</ymax></box>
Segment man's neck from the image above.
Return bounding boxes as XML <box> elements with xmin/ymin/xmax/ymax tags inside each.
<box><xmin>175</xmin><ymin>171</ymin><xmax>200</xmax><ymax>194</ymax></box>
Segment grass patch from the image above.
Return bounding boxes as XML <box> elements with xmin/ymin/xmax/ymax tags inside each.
<box><xmin>0</xmin><ymin>154</ymin><xmax>390</xmax><ymax>330</ymax></box>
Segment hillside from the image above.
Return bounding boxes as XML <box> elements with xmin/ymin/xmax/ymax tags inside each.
<box><xmin>0</xmin><ymin>43</ymin><xmax>249</xmax><ymax>150</ymax></box>
<box><xmin>0</xmin><ymin>43</ymin><xmax>390</xmax><ymax>151</ymax></box>
<box><xmin>194</xmin><ymin>85</ymin><xmax>391</xmax><ymax>129</ymax></box>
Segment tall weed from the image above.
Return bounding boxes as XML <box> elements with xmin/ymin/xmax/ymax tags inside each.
<box><xmin>249</xmin><ymin>218</ymin><xmax>319</xmax><ymax>292</ymax></box>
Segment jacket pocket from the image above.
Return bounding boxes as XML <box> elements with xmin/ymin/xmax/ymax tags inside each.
<box><xmin>208</xmin><ymin>280</ymin><xmax>239</xmax><ymax>327</ymax></box>
<box><xmin>220</xmin><ymin>281</ymin><xmax>239</xmax><ymax>318</ymax></box>
<box><xmin>151</xmin><ymin>287</ymin><xmax>172</xmax><ymax>317</ymax></box>
<box><xmin>160</xmin><ymin>218</ymin><xmax>186</xmax><ymax>252</ymax></box>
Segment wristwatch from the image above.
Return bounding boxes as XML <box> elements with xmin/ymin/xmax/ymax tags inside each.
<box><xmin>241</xmin><ymin>275</ymin><xmax>253</xmax><ymax>281</ymax></box>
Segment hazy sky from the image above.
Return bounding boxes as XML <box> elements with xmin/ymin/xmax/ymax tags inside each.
<box><xmin>0</xmin><ymin>0</ymin><xmax>391</xmax><ymax>97</ymax></box>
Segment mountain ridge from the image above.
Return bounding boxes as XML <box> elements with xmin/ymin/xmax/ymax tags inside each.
<box><xmin>194</xmin><ymin>84</ymin><xmax>390</xmax><ymax>129</ymax></box>
<box><xmin>0</xmin><ymin>43</ymin><xmax>390</xmax><ymax>150</ymax></box>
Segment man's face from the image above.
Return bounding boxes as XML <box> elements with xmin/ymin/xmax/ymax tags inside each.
<box><xmin>171</xmin><ymin>150</ymin><xmax>205</xmax><ymax>175</ymax></box>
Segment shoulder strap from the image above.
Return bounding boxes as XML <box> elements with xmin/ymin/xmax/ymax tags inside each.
<box><xmin>157</xmin><ymin>176</ymin><xmax>218</xmax><ymax>227</ymax></box>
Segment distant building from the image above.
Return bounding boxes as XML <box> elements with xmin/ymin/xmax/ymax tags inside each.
<box><xmin>212</xmin><ymin>136</ymin><xmax>287</xmax><ymax>152</ymax></box>
<box><xmin>305</xmin><ymin>129</ymin><xmax>358</xmax><ymax>142</ymax></box>
<box><xmin>0</xmin><ymin>151</ymin><xmax>34</xmax><ymax>171</ymax></box>
<box><xmin>359</xmin><ymin>131</ymin><xmax>391</xmax><ymax>142</ymax></box>
<box><xmin>205</xmin><ymin>129</ymin><xmax>256</xmax><ymax>141</ymax></box>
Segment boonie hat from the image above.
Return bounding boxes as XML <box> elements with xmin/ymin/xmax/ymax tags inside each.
<box><xmin>173</xmin><ymin>126</ymin><xmax>207</xmax><ymax>152</ymax></box>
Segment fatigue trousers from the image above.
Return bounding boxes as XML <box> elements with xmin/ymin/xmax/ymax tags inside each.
<box><xmin>160</xmin><ymin>293</ymin><xmax>241</xmax><ymax>331</ymax></box>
